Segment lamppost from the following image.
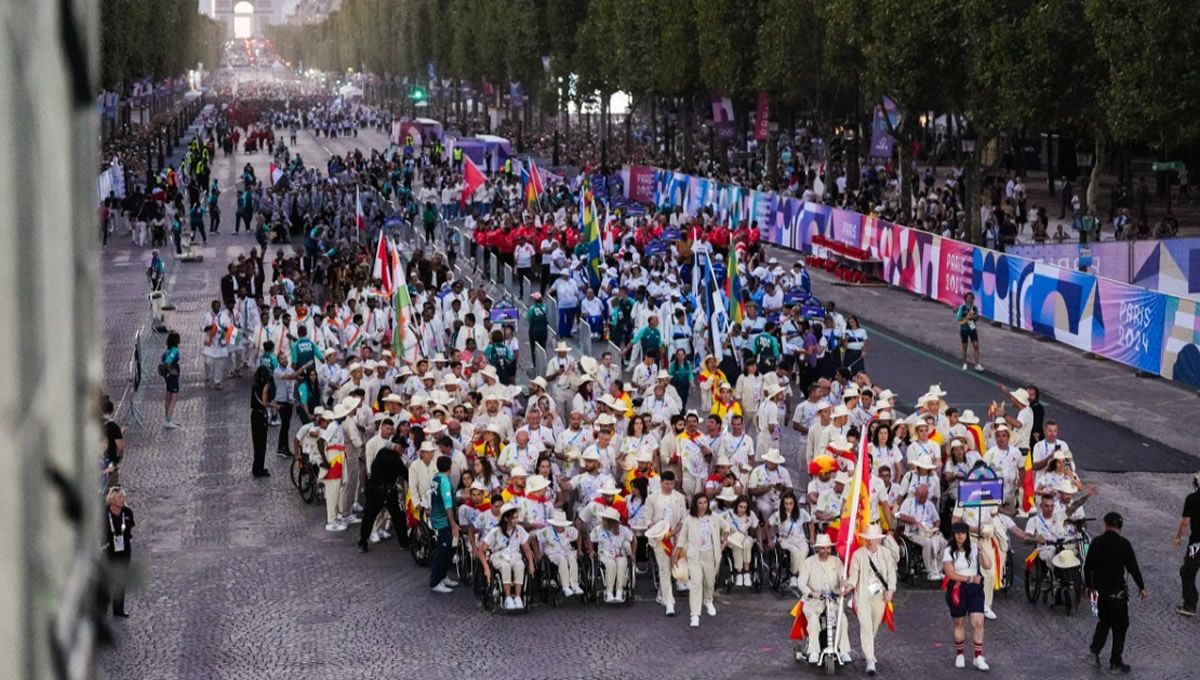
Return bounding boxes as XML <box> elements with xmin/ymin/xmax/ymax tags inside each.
<box><xmin>844</xmin><ymin>124</ymin><xmax>858</xmax><ymax>193</ymax></box>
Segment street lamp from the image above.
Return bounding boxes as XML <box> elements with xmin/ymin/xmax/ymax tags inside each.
<box><xmin>1076</xmin><ymin>149</ymin><xmax>1094</xmax><ymax>169</ymax></box>
<box><xmin>960</xmin><ymin>133</ymin><xmax>977</xmax><ymax>156</ymax></box>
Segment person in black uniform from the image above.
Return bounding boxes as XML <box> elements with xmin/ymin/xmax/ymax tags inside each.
<box><xmin>359</xmin><ymin>418</ymin><xmax>408</xmax><ymax>552</ymax></box>
<box><xmin>102</xmin><ymin>486</ymin><xmax>135</xmax><ymax>617</ymax></box>
<box><xmin>1174</xmin><ymin>472</ymin><xmax>1200</xmax><ymax>617</ymax></box>
<box><xmin>1084</xmin><ymin>512</ymin><xmax>1146</xmax><ymax>674</ymax></box>
<box><xmin>250</xmin><ymin>366</ymin><xmax>277</xmax><ymax>478</ymax></box>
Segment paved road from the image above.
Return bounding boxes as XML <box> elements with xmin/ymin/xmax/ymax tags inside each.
<box><xmin>98</xmin><ymin>119</ymin><xmax>1198</xmax><ymax>680</ymax></box>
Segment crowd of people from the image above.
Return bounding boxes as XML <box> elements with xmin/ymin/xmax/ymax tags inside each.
<box><xmin>103</xmin><ymin>90</ymin><xmax>1200</xmax><ymax>677</ymax></box>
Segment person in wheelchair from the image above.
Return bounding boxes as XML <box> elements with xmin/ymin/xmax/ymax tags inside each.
<box><xmin>897</xmin><ymin>483</ymin><xmax>946</xmax><ymax>581</ymax></box>
<box><xmin>769</xmin><ymin>491</ymin><xmax>811</xmax><ymax>588</ymax></box>
<box><xmin>534</xmin><ymin>510</ymin><xmax>583</xmax><ymax>598</ymax></box>
<box><xmin>478</xmin><ymin>502</ymin><xmax>535</xmax><ymax>610</ymax></box>
<box><xmin>723</xmin><ymin>493</ymin><xmax>760</xmax><ymax>588</ymax></box>
<box><xmin>458</xmin><ymin>481</ymin><xmax>492</xmax><ymax>551</ymax></box>
<box><xmin>796</xmin><ymin>534</ymin><xmax>850</xmax><ymax>664</ymax></box>
<box><xmin>588</xmin><ymin>506</ymin><xmax>636</xmax><ymax>603</ymax></box>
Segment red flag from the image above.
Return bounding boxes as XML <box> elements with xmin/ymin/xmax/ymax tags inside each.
<box><xmin>1020</xmin><ymin>450</ymin><xmax>1036</xmax><ymax>513</ymax></box>
<box><xmin>373</xmin><ymin>232</ymin><xmax>393</xmax><ymax>295</ymax></box>
<box><xmin>835</xmin><ymin>417</ymin><xmax>875</xmax><ymax>563</ymax></box>
<box><xmin>882</xmin><ymin>601</ymin><xmax>895</xmax><ymax>632</ymax></box>
<box><xmin>788</xmin><ymin>601</ymin><xmax>808</xmax><ymax>640</ymax></box>
<box><xmin>461</xmin><ymin>156</ymin><xmax>486</xmax><ymax>208</ymax></box>
<box><xmin>355</xmin><ymin>186</ymin><xmax>367</xmax><ymax>231</ymax></box>
<box><xmin>529</xmin><ymin>159</ymin><xmax>545</xmax><ymax>198</ymax></box>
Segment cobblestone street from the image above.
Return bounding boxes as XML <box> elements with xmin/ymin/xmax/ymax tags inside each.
<box><xmin>98</xmin><ymin>126</ymin><xmax>1199</xmax><ymax>680</ymax></box>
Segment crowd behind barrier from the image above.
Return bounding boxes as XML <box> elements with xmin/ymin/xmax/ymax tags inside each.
<box><xmin>623</xmin><ymin>165</ymin><xmax>1200</xmax><ymax>390</ymax></box>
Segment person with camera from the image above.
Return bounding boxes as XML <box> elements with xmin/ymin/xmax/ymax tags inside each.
<box><xmin>955</xmin><ymin>292</ymin><xmax>983</xmax><ymax>372</ymax></box>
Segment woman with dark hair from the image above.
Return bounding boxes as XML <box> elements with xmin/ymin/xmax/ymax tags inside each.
<box><xmin>843</xmin><ymin>315</ymin><xmax>868</xmax><ymax>373</ymax></box>
<box><xmin>474</xmin><ymin>455</ymin><xmax>500</xmax><ymax>494</ymax></box>
<box><xmin>161</xmin><ymin>331</ymin><xmax>182</xmax><ymax>429</ymax></box>
<box><xmin>250</xmin><ymin>365</ymin><xmax>277</xmax><ymax>478</ymax></box>
<box><xmin>769</xmin><ymin>491</ymin><xmax>811</xmax><ymax>587</ymax></box>
<box><xmin>673</xmin><ymin>493</ymin><xmax>729</xmax><ymax>628</ymax></box>
<box><xmin>942</xmin><ymin>521</ymin><xmax>992</xmax><ymax>671</ymax></box>
<box><xmin>478</xmin><ymin>502</ymin><xmax>534</xmax><ymax>610</ymax></box>
<box><xmin>294</xmin><ymin>368</ymin><xmax>321</xmax><ymax>425</ymax></box>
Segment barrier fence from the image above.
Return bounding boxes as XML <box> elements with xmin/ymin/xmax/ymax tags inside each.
<box><xmin>626</xmin><ymin>164</ymin><xmax>1200</xmax><ymax>390</ymax></box>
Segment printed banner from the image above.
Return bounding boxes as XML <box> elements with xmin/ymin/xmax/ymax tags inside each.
<box><xmin>936</xmin><ymin>238</ymin><xmax>976</xmax><ymax>306</ymax></box>
<box><xmin>1092</xmin><ymin>279</ymin><xmax>1166</xmax><ymax>374</ymax></box>
<box><xmin>627</xmin><ymin>165</ymin><xmax>656</xmax><ymax>204</ymax></box>
<box><xmin>712</xmin><ymin>96</ymin><xmax>736</xmax><ymax>141</ymax></box>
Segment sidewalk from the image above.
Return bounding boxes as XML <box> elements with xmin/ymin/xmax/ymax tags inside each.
<box><xmin>767</xmin><ymin>242</ymin><xmax>1200</xmax><ymax>457</ymax></box>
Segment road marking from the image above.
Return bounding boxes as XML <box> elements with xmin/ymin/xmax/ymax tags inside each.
<box><xmin>862</xmin><ymin>322</ymin><xmax>1006</xmax><ymax>391</ymax></box>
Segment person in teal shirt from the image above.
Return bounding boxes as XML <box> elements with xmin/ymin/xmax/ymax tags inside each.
<box><xmin>289</xmin><ymin>327</ymin><xmax>324</xmax><ymax>372</ymax></box>
<box><xmin>427</xmin><ymin>457</ymin><xmax>459</xmax><ymax>593</ymax></box>
<box><xmin>668</xmin><ymin>348</ymin><xmax>694</xmax><ymax>407</ymax></box>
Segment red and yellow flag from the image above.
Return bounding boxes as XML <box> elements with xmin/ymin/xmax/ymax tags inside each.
<box><xmin>1020</xmin><ymin>450</ymin><xmax>1036</xmax><ymax>513</ymax></box>
<box><xmin>788</xmin><ymin>600</ymin><xmax>809</xmax><ymax>640</ymax></box>
<box><xmin>882</xmin><ymin>601</ymin><xmax>895</xmax><ymax>632</ymax></box>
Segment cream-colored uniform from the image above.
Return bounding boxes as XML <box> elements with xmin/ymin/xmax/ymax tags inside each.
<box><xmin>959</xmin><ymin>505</ymin><xmax>1009</xmax><ymax>611</ymax></box>
<box><xmin>845</xmin><ymin>546</ymin><xmax>897</xmax><ymax>664</ymax></box>
<box><xmin>339</xmin><ymin>415</ymin><xmax>365</xmax><ymax>515</ymax></box>
<box><xmin>797</xmin><ymin>554</ymin><xmax>850</xmax><ymax>656</ymax></box>
<box><xmin>646</xmin><ymin>489</ymin><xmax>688</xmax><ymax>607</ymax></box>
<box><xmin>676</xmin><ymin>512</ymin><xmax>729</xmax><ymax>619</ymax></box>
<box><xmin>755</xmin><ymin>399</ymin><xmax>782</xmax><ymax>457</ymax></box>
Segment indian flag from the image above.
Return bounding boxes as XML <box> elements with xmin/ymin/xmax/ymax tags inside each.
<box><xmin>223</xmin><ymin>325</ymin><xmax>239</xmax><ymax>346</ymax></box>
<box><xmin>391</xmin><ymin>261</ymin><xmax>418</xmax><ymax>362</ymax></box>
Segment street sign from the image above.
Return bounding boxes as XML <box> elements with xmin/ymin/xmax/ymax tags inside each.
<box><xmin>1152</xmin><ymin>161</ymin><xmax>1184</xmax><ymax>172</ymax></box>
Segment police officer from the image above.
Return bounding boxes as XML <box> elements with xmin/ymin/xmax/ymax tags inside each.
<box><xmin>1084</xmin><ymin>512</ymin><xmax>1146</xmax><ymax>674</ymax></box>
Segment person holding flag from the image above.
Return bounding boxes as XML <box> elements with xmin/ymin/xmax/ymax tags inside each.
<box><xmin>843</xmin><ymin>524</ymin><xmax>896</xmax><ymax>676</ymax></box>
<box><xmin>792</xmin><ymin>533</ymin><xmax>850</xmax><ymax>664</ymax></box>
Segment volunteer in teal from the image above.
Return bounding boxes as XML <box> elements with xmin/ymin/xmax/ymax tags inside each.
<box><xmin>161</xmin><ymin>331</ymin><xmax>182</xmax><ymax>429</ymax></box>
<box><xmin>428</xmin><ymin>456</ymin><xmax>461</xmax><ymax>593</ymax></box>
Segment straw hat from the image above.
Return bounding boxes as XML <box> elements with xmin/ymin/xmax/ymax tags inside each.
<box><xmin>635</xmin><ymin>449</ymin><xmax>654</xmax><ymax>464</ymax></box>
<box><xmin>486</xmin><ymin>423</ymin><xmax>504</xmax><ymax>435</ymax></box>
<box><xmin>594</xmin><ymin>413</ymin><xmax>618</xmax><ymax>427</ymax></box>
<box><xmin>525</xmin><ymin>474</ymin><xmax>550</xmax><ymax>493</ymax></box>
<box><xmin>959</xmin><ymin>409</ymin><xmax>980</xmax><ymax>425</ymax></box>
<box><xmin>383</xmin><ymin>394</ymin><xmax>405</xmax><ymax>404</ymax></box>
<box><xmin>645</xmin><ymin>520</ymin><xmax>671</xmax><ymax>541</ymax></box>
<box><xmin>812</xmin><ymin>534</ymin><xmax>835</xmax><ymax>549</ymax></box>
<box><xmin>858</xmin><ymin>524</ymin><xmax>886</xmax><ymax>541</ymax></box>
<box><xmin>531</xmin><ymin>376</ymin><xmax>548</xmax><ymax>390</ymax></box>
<box><xmin>831</xmin><ymin>405</ymin><xmax>851</xmax><ymax>419</ymax></box>
<box><xmin>418</xmin><ymin>440</ymin><xmax>437</xmax><ymax>453</ymax></box>
<box><xmin>766</xmin><ymin>383</ymin><xmax>786</xmax><ymax>399</ymax></box>
<box><xmin>424</xmin><ymin>420</ymin><xmax>446</xmax><ymax>435</ymax></box>
<box><xmin>510</xmin><ymin>466</ymin><xmax>529</xmax><ymax>479</ymax></box>
<box><xmin>580</xmin><ymin>355</ymin><xmax>599</xmax><ymax>375</ymax></box>
<box><xmin>597</xmin><ymin>479</ymin><xmax>621</xmax><ymax>496</ymax></box>
<box><xmin>927</xmin><ymin>384</ymin><xmax>947</xmax><ymax>397</ymax></box>
<box><xmin>330</xmin><ymin>403</ymin><xmax>352</xmax><ymax>420</ymax></box>
<box><xmin>1052</xmin><ymin>549</ymin><xmax>1081</xmax><ymax>570</ymax></box>
<box><xmin>912</xmin><ymin>453</ymin><xmax>936</xmax><ymax>470</ymax></box>
<box><xmin>762</xmin><ymin>449</ymin><xmax>786</xmax><ymax>465</ymax></box>
<box><xmin>1054</xmin><ymin>480</ymin><xmax>1078</xmax><ymax>495</ymax></box>
<box><xmin>548</xmin><ymin>510</ymin><xmax>573</xmax><ymax>528</ymax></box>
<box><xmin>715</xmin><ymin>487</ymin><xmax>739</xmax><ymax>503</ymax></box>
<box><xmin>843</xmin><ymin>385</ymin><xmax>860</xmax><ymax>399</ymax></box>
<box><xmin>1009</xmin><ymin>388</ymin><xmax>1031</xmax><ymax>406</ymax></box>
<box><xmin>833</xmin><ymin>473</ymin><xmax>851</xmax><ymax>486</ymax></box>
<box><xmin>580</xmin><ymin>448</ymin><xmax>601</xmax><ymax>462</ymax></box>
<box><xmin>500</xmin><ymin>502</ymin><xmax>521</xmax><ymax>517</ymax></box>
<box><xmin>555</xmin><ymin>341</ymin><xmax>571</xmax><ymax>352</ymax></box>
<box><xmin>469</xmin><ymin>480</ymin><xmax>489</xmax><ymax>492</ymax></box>
<box><xmin>598</xmin><ymin>506</ymin><xmax>621</xmax><ymax>522</ymax></box>
<box><xmin>876</xmin><ymin>388</ymin><xmax>896</xmax><ymax>403</ymax></box>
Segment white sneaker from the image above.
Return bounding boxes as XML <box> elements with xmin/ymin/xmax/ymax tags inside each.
<box><xmin>369</xmin><ymin>531</ymin><xmax>381</xmax><ymax>543</ymax></box>
<box><xmin>655</xmin><ymin>595</ymin><xmax>665</xmax><ymax>605</ymax></box>
<box><xmin>789</xmin><ymin>576</ymin><xmax>799</xmax><ymax>588</ymax></box>
<box><xmin>689</xmin><ymin>615</ymin><xmax>700</xmax><ymax>628</ymax></box>
<box><xmin>838</xmin><ymin>652</ymin><xmax>852</xmax><ymax>664</ymax></box>
<box><xmin>808</xmin><ymin>651</ymin><xmax>820</xmax><ymax>664</ymax></box>
<box><xmin>503</xmin><ymin>596</ymin><xmax>515</xmax><ymax>610</ymax></box>
<box><xmin>514</xmin><ymin>596</ymin><xmax>524</xmax><ymax>609</ymax></box>
<box><xmin>928</xmin><ymin>572</ymin><xmax>945</xmax><ymax>581</ymax></box>
<box><xmin>665</xmin><ymin>603</ymin><xmax>675</xmax><ymax>617</ymax></box>
<box><xmin>343</xmin><ymin>515</ymin><xmax>363</xmax><ymax>525</ymax></box>
<box><xmin>325</xmin><ymin>523</ymin><xmax>347</xmax><ymax>532</ymax></box>
<box><xmin>961</xmin><ymin>363</ymin><xmax>969</xmax><ymax>371</ymax></box>
<box><xmin>740</xmin><ymin>573</ymin><xmax>750</xmax><ymax>587</ymax></box>
<box><xmin>605</xmin><ymin>593</ymin><xmax>618</xmax><ymax>604</ymax></box>
<box><xmin>974</xmin><ymin>364</ymin><xmax>984</xmax><ymax>372</ymax></box>
<box><xmin>440</xmin><ymin>577</ymin><xmax>459</xmax><ymax>588</ymax></box>
<box><xmin>352</xmin><ymin>503</ymin><xmax>364</xmax><ymax>513</ymax></box>
<box><xmin>956</xmin><ymin>654</ymin><xmax>965</xmax><ymax>668</ymax></box>
<box><xmin>973</xmin><ymin>656</ymin><xmax>989</xmax><ymax>671</ymax></box>
<box><xmin>431</xmin><ymin>583</ymin><xmax>453</xmax><ymax>594</ymax></box>
<box><xmin>164</xmin><ymin>419</ymin><xmax>179</xmax><ymax>429</ymax></box>
<box><xmin>866</xmin><ymin>660</ymin><xmax>877</xmax><ymax>675</ymax></box>
<box><xmin>676</xmin><ymin>582</ymin><xmax>689</xmax><ymax>592</ymax></box>
<box><xmin>573</xmin><ymin>586</ymin><xmax>585</xmax><ymax>596</ymax></box>
<box><xmin>984</xmin><ymin>609</ymin><xmax>997</xmax><ymax>620</ymax></box>
<box><xmin>615</xmin><ymin>592</ymin><xmax>626</xmax><ymax>603</ymax></box>
<box><xmin>563</xmin><ymin>588</ymin><xmax>573</xmax><ymax>598</ymax></box>
<box><xmin>705</xmin><ymin>601</ymin><xmax>717</xmax><ymax>616</ymax></box>
<box><xmin>378</xmin><ymin>529</ymin><xmax>392</xmax><ymax>539</ymax></box>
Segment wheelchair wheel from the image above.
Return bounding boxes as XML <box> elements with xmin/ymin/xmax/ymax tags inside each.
<box><xmin>455</xmin><ymin>541</ymin><xmax>474</xmax><ymax>583</ymax></box>
<box><xmin>409</xmin><ymin>524</ymin><xmax>433</xmax><ymax>567</ymax></box>
<box><xmin>483</xmin><ymin>574</ymin><xmax>503</xmax><ymax>614</ymax></box>
<box><xmin>581</xmin><ymin>555</ymin><xmax>600</xmax><ymax>604</ymax></box>
<box><xmin>540</xmin><ymin>557</ymin><xmax>561</xmax><ymax>607</ymax></box>
<box><xmin>719</xmin><ymin>551</ymin><xmax>735</xmax><ymax>595</ymax></box>
<box><xmin>297</xmin><ymin>464</ymin><xmax>317</xmax><ymax>504</ymax></box>
<box><xmin>896</xmin><ymin>540</ymin><xmax>914</xmax><ymax>584</ymax></box>
<box><xmin>623</xmin><ymin>559</ymin><xmax>636</xmax><ymax>605</ymax></box>
<box><xmin>1024</xmin><ymin>560</ymin><xmax>1042</xmax><ymax>604</ymax></box>
<box><xmin>999</xmin><ymin>549</ymin><xmax>1013</xmax><ymax>596</ymax></box>
<box><xmin>289</xmin><ymin>457</ymin><xmax>302</xmax><ymax>489</ymax></box>
<box><xmin>750</xmin><ymin>546</ymin><xmax>764</xmax><ymax>593</ymax></box>
<box><xmin>764</xmin><ymin>546</ymin><xmax>784</xmax><ymax>591</ymax></box>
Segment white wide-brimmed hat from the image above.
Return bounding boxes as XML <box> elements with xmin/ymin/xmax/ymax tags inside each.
<box><xmin>762</xmin><ymin>449</ymin><xmax>786</xmax><ymax>465</ymax></box>
<box><xmin>1052</xmin><ymin>549</ymin><xmax>1081</xmax><ymax>570</ymax></box>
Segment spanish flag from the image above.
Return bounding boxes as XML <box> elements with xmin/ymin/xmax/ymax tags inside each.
<box><xmin>1020</xmin><ymin>450</ymin><xmax>1036</xmax><ymax>513</ymax></box>
<box><xmin>404</xmin><ymin>488</ymin><xmax>420</xmax><ymax>529</ymax></box>
<box><xmin>1024</xmin><ymin>547</ymin><xmax>1039</xmax><ymax>570</ymax></box>
<box><xmin>661</xmin><ymin>531</ymin><xmax>675</xmax><ymax>558</ymax></box>
<box><xmin>991</xmin><ymin>539</ymin><xmax>1003</xmax><ymax>591</ymax></box>
<box><xmin>966</xmin><ymin>424</ymin><xmax>986</xmax><ymax>454</ymax></box>
<box><xmin>882</xmin><ymin>601</ymin><xmax>895</xmax><ymax>632</ymax></box>
<box><xmin>788</xmin><ymin>600</ymin><xmax>809</xmax><ymax>640</ymax></box>
<box><xmin>326</xmin><ymin>446</ymin><xmax>345</xmax><ymax>481</ymax></box>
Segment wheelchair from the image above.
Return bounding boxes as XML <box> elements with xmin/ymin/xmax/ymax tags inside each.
<box><xmin>895</xmin><ymin>534</ymin><xmax>934</xmax><ymax>585</ymax></box>
<box><xmin>582</xmin><ymin>551</ymin><xmax>635</xmax><ymax>605</ymax></box>
<box><xmin>408</xmin><ymin>515</ymin><xmax>435</xmax><ymax>567</ymax></box>
<box><xmin>454</xmin><ymin>536</ymin><xmax>476</xmax><ymax>585</ymax></box>
<box><xmin>762</xmin><ymin>542</ymin><xmax>794</xmax><ymax>594</ymax></box>
<box><xmin>480</xmin><ymin>555</ymin><xmax>533</xmax><ymax>615</ymax></box>
<box><xmin>718</xmin><ymin>542</ymin><xmax>765</xmax><ymax>594</ymax></box>
<box><xmin>1024</xmin><ymin>540</ymin><xmax>1084</xmax><ymax>615</ymax></box>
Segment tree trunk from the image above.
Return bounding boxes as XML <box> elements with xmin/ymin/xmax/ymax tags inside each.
<box><xmin>625</xmin><ymin>97</ymin><xmax>633</xmax><ymax>160</ymax></box>
<box><xmin>897</xmin><ymin>138</ymin><xmax>911</xmax><ymax>220</ymax></box>
<box><xmin>683</xmin><ymin>97</ymin><xmax>695</xmax><ymax>169</ymax></box>
<box><xmin>1086</xmin><ymin>132</ymin><xmax>1106</xmax><ymax>216</ymax></box>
